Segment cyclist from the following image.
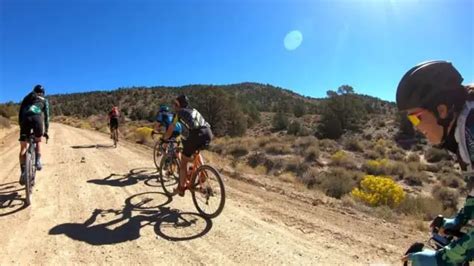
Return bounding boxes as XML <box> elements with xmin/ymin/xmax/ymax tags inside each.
<box><xmin>18</xmin><ymin>84</ymin><xmax>50</xmax><ymax>185</ymax></box>
<box><xmin>162</xmin><ymin>95</ymin><xmax>213</xmax><ymax>196</ymax></box>
<box><xmin>151</xmin><ymin>104</ymin><xmax>183</xmax><ymax>140</ymax></box>
<box><xmin>397</xmin><ymin>60</ymin><xmax>473</xmax><ymax>265</ymax></box>
<box><xmin>108</xmin><ymin>106</ymin><xmax>120</xmax><ymax>141</ymax></box>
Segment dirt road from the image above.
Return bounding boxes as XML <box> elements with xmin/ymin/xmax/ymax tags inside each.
<box><xmin>0</xmin><ymin>123</ymin><xmax>423</xmax><ymax>265</ymax></box>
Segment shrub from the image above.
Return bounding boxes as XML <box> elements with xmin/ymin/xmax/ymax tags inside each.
<box><xmin>344</xmin><ymin>138</ymin><xmax>364</xmax><ymax>152</ymax></box>
<box><xmin>319</xmin><ymin>168</ymin><xmax>358</xmax><ymax>199</ymax></box>
<box><xmin>425</xmin><ymin>147</ymin><xmax>451</xmax><ymax>163</ymax></box>
<box><xmin>440</xmin><ymin>174</ymin><xmax>465</xmax><ymax>189</ymax></box>
<box><xmin>390</xmin><ymin>161</ymin><xmax>409</xmax><ymax>179</ymax></box>
<box><xmin>229</xmin><ymin>146</ymin><xmax>249</xmax><ymax>158</ymax></box>
<box><xmin>265</xmin><ymin>142</ymin><xmax>292</xmax><ymax>155</ymax></box>
<box><xmin>287</xmin><ymin>121</ymin><xmax>302</xmax><ymax>135</ymax></box>
<box><xmin>318</xmin><ymin>139</ymin><xmax>338</xmax><ymax>152</ymax></box>
<box><xmin>397</xmin><ymin>195</ymin><xmax>444</xmax><ymax>220</ymax></box>
<box><xmin>304</xmin><ymin>146</ymin><xmax>320</xmax><ymax>162</ymax></box>
<box><xmin>330</xmin><ymin>150</ymin><xmax>353</xmax><ymax>168</ymax></box>
<box><xmin>299</xmin><ymin>167</ymin><xmax>318</xmax><ymax>188</ymax></box>
<box><xmin>388</xmin><ymin>147</ymin><xmax>406</xmax><ymax>161</ymax></box>
<box><xmin>424</xmin><ymin>163</ymin><xmax>442</xmax><ymax>173</ymax></box>
<box><xmin>404</xmin><ymin>171</ymin><xmax>428</xmax><ymax>186</ymax></box>
<box><xmin>272</xmin><ymin>112</ymin><xmax>289</xmax><ymax>131</ymax></box>
<box><xmin>295</xmin><ymin>136</ymin><xmax>318</xmax><ymax>148</ymax></box>
<box><xmin>364</xmin><ymin>150</ymin><xmax>380</xmax><ymax>160</ymax></box>
<box><xmin>0</xmin><ymin>116</ymin><xmax>10</xmax><ymax>128</ymax></box>
<box><xmin>135</xmin><ymin>127</ymin><xmax>153</xmax><ymax>144</ymax></box>
<box><xmin>363</xmin><ymin>159</ymin><xmax>390</xmax><ymax>176</ymax></box>
<box><xmin>351</xmin><ymin>175</ymin><xmax>405</xmax><ymax>208</ymax></box>
<box><xmin>432</xmin><ymin>184</ymin><xmax>460</xmax><ymax>210</ymax></box>
<box><xmin>248</xmin><ymin>152</ymin><xmax>266</xmax><ymax>168</ymax></box>
<box><xmin>406</xmin><ymin>153</ymin><xmax>420</xmax><ymax>163</ymax></box>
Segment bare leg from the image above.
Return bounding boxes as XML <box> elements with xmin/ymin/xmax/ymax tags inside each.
<box><xmin>178</xmin><ymin>154</ymin><xmax>192</xmax><ymax>195</ymax></box>
<box><xmin>19</xmin><ymin>141</ymin><xmax>28</xmax><ymax>165</ymax></box>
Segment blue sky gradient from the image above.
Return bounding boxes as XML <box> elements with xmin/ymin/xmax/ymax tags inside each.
<box><xmin>1</xmin><ymin>0</ymin><xmax>473</xmax><ymax>102</ymax></box>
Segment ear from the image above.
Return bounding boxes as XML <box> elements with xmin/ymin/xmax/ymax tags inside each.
<box><xmin>437</xmin><ymin>104</ymin><xmax>449</xmax><ymax>119</ymax></box>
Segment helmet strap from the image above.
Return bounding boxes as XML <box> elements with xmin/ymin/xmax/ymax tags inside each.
<box><xmin>433</xmin><ymin>106</ymin><xmax>454</xmax><ymax>145</ymax></box>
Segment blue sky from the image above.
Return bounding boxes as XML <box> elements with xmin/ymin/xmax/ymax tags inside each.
<box><xmin>1</xmin><ymin>0</ymin><xmax>473</xmax><ymax>103</ymax></box>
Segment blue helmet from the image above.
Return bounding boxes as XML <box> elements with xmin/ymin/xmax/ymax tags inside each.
<box><xmin>159</xmin><ymin>104</ymin><xmax>170</xmax><ymax>112</ymax></box>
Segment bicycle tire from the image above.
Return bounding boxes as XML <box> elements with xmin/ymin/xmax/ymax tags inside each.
<box><xmin>159</xmin><ymin>156</ymin><xmax>180</xmax><ymax>196</ymax></box>
<box><xmin>153</xmin><ymin>142</ymin><xmax>162</xmax><ymax>170</ymax></box>
<box><xmin>191</xmin><ymin>165</ymin><xmax>225</xmax><ymax>218</ymax></box>
<box><xmin>24</xmin><ymin>142</ymin><xmax>35</xmax><ymax>206</ymax></box>
<box><xmin>113</xmin><ymin>130</ymin><xmax>118</xmax><ymax>147</ymax></box>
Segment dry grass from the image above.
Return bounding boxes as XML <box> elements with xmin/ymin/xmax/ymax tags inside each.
<box><xmin>0</xmin><ymin>116</ymin><xmax>11</xmax><ymax>128</ymax></box>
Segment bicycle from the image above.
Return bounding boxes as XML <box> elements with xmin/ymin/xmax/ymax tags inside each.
<box><xmin>112</xmin><ymin>128</ymin><xmax>118</xmax><ymax>148</ymax></box>
<box><xmin>403</xmin><ymin>215</ymin><xmax>469</xmax><ymax>266</ymax></box>
<box><xmin>23</xmin><ymin>133</ymin><xmax>48</xmax><ymax>206</ymax></box>
<box><xmin>152</xmin><ymin>133</ymin><xmax>165</xmax><ymax>170</ymax></box>
<box><xmin>161</xmin><ymin>148</ymin><xmax>225</xmax><ymax>219</ymax></box>
<box><xmin>157</xmin><ymin>138</ymin><xmax>182</xmax><ymax>196</ymax></box>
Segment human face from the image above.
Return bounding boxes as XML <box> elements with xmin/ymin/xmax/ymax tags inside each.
<box><xmin>406</xmin><ymin>106</ymin><xmax>447</xmax><ymax>145</ymax></box>
<box><xmin>172</xmin><ymin>100</ymin><xmax>180</xmax><ymax>112</ymax></box>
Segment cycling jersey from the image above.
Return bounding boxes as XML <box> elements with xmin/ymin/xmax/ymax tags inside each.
<box><xmin>171</xmin><ymin>107</ymin><xmax>212</xmax><ymax>156</ymax></box>
<box><xmin>172</xmin><ymin>108</ymin><xmax>210</xmax><ymax>137</ymax></box>
<box><xmin>436</xmin><ymin>101</ymin><xmax>474</xmax><ymax>265</ymax></box>
<box><xmin>18</xmin><ymin>92</ymin><xmax>49</xmax><ymax>141</ymax></box>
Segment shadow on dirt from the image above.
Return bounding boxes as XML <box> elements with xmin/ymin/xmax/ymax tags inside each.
<box><xmin>71</xmin><ymin>144</ymin><xmax>115</xmax><ymax>149</ymax></box>
<box><xmin>87</xmin><ymin>168</ymin><xmax>158</xmax><ymax>188</ymax></box>
<box><xmin>49</xmin><ymin>192</ymin><xmax>212</xmax><ymax>244</ymax></box>
<box><xmin>0</xmin><ymin>182</ymin><xmax>27</xmax><ymax>216</ymax></box>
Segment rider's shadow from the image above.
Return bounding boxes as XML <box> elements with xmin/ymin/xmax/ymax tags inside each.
<box><xmin>87</xmin><ymin>168</ymin><xmax>158</xmax><ymax>188</ymax></box>
<box><xmin>49</xmin><ymin>192</ymin><xmax>213</xmax><ymax>245</ymax></box>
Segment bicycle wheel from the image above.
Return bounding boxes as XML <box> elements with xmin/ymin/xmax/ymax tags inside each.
<box><xmin>24</xmin><ymin>145</ymin><xmax>35</xmax><ymax>206</ymax></box>
<box><xmin>113</xmin><ymin>130</ymin><xmax>118</xmax><ymax>147</ymax></box>
<box><xmin>159</xmin><ymin>156</ymin><xmax>180</xmax><ymax>196</ymax></box>
<box><xmin>191</xmin><ymin>165</ymin><xmax>225</xmax><ymax>218</ymax></box>
<box><xmin>153</xmin><ymin>142</ymin><xmax>162</xmax><ymax>170</ymax></box>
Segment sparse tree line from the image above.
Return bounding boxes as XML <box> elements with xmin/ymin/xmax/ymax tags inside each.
<box><xmin>1</xmin><ymin>83</ymin><xmax>397</xmax><ymax>138</ymax></box>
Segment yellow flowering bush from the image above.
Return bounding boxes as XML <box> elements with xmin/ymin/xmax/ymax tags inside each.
<box><xmin>351</xmin><ymin>175</ymin><xmax>405</xmax><ymax>208</ymax></box>
<box><xmin>135</xmin><ymin>127</ymin><xmax>153</xmax><ymax>144</ymax></box>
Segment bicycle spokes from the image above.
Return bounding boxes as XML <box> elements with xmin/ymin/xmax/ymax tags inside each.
<box><xmin>191</xmin><ymin>165</ymin><xmax>225</xmax><ymax>218</ymax></box>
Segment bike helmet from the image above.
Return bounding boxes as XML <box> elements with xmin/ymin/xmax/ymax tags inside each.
<box><xmin>396</xmin><ymin>60</ymin><xmax>464</xmax><ymax>111</ymax></box>
<box><xmin>397</xmin><ymin>60</ymin><xmax>467</xmax><ymax>144</ymax></box>
<box><xmin>176</xmin><ymin>94</ymin><xmax>189</xmax><ymax>108</ymax></box>
<box><xmin>159</xmin><ymin>104</ymin><xmax>170</xmax><ymax>112</ymax></box>
<box><xmin>33</xmin><ymin>84</ymin><xmax>45</xmax><ymax>94</ymax></box>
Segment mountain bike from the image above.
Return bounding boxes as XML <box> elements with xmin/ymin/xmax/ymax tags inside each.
<box><xmin>161</xmin><ymin>149</ymin><xmax>225</xmax><ymax>219</ymax></box>
<box><xmin>23</xmin><ymin>133</ymin><xmax>48</xmax><ymax>206</ymax></box>
<box><xmin>403</xmin><ymin>215</ymin><xmax>469</xmax><ymax>266</ymax></box>
<box><xmin>158</xmin><ymin>139</ymin><xmax>181</xmax><ymax>195</ymax></box>
<box><xmin>112</xmin><ymin>128</ymin><xmax>118</xmax><ymax>148</ymax></box>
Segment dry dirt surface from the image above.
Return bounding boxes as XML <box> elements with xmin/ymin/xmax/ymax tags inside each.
<box><xmin>0</xmin><ymin>123</ymin><xmax>425</xmax><ymax>265</ymax></box>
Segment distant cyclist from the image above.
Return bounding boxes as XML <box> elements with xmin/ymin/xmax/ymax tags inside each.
<box><xmin>397</xmin><ymin>61</ymin><xmax>473</xmax><ymax>265</ymax></box>
<box><xmin>162</xmin><ymin>95</ymin><xmax>213</xmax><ymax>196</ymax></box>
<box><xmin>108</xmin><ymin>106</ymin><xmax>120</xmax><ymax>140</ymax></box>
<box><xmin>18</xmin><ymin>85</ymin><xmax>50</xmax><ymax>184</ymax></box>
<box><xmin>152</xmin><ymin>104</ymin><xmax>183</xmax><ymax>140</ymax></box>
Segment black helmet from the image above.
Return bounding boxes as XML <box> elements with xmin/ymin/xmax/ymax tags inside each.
<box><xmin>176</xmin><ymin>95</ymin><xmax>189</xmax><ymax>108</ymax></box>
<box><xmin>396</xmin><ymin>60</ymin><xmax>463</xmax><ymax>111</ymax></box>
<box><xmin>33</xmin><ymin>84</ymin><xmax>45</xmax><ymax>94</ymax></box>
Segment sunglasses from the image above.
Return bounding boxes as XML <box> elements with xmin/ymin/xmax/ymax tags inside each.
<box><xmin>407</xmin><ymin>110</ymin><xmax>425</xmax><ymax>127</ymax></box>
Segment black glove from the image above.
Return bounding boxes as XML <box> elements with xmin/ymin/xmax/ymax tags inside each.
<box><xmin>43</xmin><ymin>132</ymin><xmax>49</xmax><ymax>139</ymax></box>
